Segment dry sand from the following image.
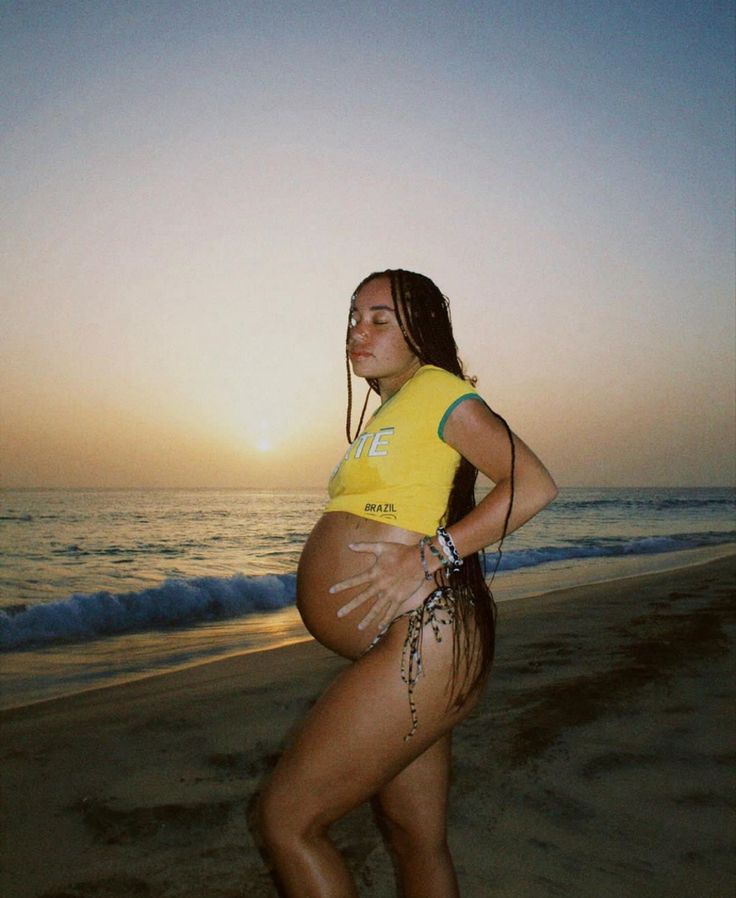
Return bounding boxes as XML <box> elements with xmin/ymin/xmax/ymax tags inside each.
<box><xmin>1</xmin><ymin>554</ymin><xmax>734</xmax><ymax>897</ymax></box>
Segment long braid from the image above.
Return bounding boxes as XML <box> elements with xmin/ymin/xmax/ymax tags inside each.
<box><xmin>346</xmin><ymin>268</ymin><xmax>515</xmax><ymax>702</ymax></box>
<box><xmin>345</xmin><ymin>296</ymin><xmax>378</xmax><ymax>443</ymax></box>
<box><xmin>345</xmin><ymin>350</ymin><xmax>373</xmax><ymax>443</ymax></box>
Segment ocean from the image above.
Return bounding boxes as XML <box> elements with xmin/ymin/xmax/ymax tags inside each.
<box><xmin>1</xmin><ymin>487</ymin><xmax>734</xmax><ymax>709</ymax></box>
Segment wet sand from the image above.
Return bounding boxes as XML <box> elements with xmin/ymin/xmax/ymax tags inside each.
<box><xmin>1</xmin><ymin>554</ymin><xmax>734</xmax><ymax>897</ymax></box>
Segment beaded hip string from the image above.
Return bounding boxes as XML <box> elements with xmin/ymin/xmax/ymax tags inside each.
<box><xmin>361</xmin><ymin>587</ymin><xmax>455</xmax><ymax>741</ymax></box>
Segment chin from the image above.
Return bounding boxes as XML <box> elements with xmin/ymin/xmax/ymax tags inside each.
<box><xmin>350</xmin><ymin>360</ymin><xmax>373</xmax><ymax>377</ymax></box>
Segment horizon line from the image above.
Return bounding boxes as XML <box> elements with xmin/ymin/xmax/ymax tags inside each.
<box><xmin>1</xmin><ymin>484</ymin><xmax>734</xmax><ymax>492</ymax></box>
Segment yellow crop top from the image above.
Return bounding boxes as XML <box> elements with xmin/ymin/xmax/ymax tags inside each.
<box><xmin>325</xmin><ymin>365</ymin><xmax>485</xmax><ymax>534</ymax></box>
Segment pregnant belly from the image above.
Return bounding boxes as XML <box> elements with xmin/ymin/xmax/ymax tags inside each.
<box><xmin>297</xmin><ymin>512</ymin><xmax>436</xmax><ymax>659</ymax></box>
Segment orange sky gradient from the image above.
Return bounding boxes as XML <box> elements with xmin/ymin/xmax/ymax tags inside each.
<box><xmin>2</xmin><ymin>2</ymin><xmax>734</xmax><ymax>488</ymax></box>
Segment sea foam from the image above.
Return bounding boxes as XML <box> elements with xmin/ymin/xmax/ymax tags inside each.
<box><xmin>0</xmin><ymin>573</ymin><xmax>296</xmax><ymax>651</ymax></box>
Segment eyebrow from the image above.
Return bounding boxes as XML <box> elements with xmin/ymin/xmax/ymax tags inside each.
<box><xmin>350</xmin><ymin>303</ymin><xmax>397</xmax><ymax>318</ymax></box>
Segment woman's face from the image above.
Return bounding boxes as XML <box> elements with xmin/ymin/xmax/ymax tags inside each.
<box><xmin>347</xmin><ymin>277</ymin><xmax>420</xmax><ymax>392</ymax></box>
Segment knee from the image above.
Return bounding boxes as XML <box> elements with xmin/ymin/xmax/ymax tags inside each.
<box><xmin>377</xmin><ymin>808</ymin><xmax>448</xmax><ymax>860</ymax></box>
<box><xmin>259</xmin><ymin>780</ymin><xmax>295</xmax><ymax>852</ymax></box>
<box><xmin>258</xmin><ymin>779</ymin><xmax>321</xmax><ymax>854</ymax></box>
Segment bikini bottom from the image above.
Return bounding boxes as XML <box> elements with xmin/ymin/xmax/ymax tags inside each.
<box><xmin>361</xmin><ymin>586</ymin><xmax>455</xmax><ymax>741</ymax></box>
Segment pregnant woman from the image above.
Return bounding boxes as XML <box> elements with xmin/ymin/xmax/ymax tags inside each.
<box><xmin>260</xmin><ymin>269</ymin><xmax>558</xmax><ymax>897</ymax></box>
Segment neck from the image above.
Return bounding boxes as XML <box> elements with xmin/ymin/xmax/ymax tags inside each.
<box><xmin>377</xmin><ymin>360</ymin><xmax>422</xmax><ymax>403</ymax></box>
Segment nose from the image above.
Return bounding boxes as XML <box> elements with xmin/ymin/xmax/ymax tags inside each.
<box><xmin>350</xmin><ymin>318</ymin><xmax>369</xmax><ymax>342</ymax></box>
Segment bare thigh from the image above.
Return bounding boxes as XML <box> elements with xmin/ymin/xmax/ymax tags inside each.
<box><xmin>262</xmin><ymin>617</ymin><xmax>477</xmax><ymax>831</ymax></box>
<box><xmin>373</xmin><ymin>732</ymin><xmax>453</xmax><ymax>845</ymax></box>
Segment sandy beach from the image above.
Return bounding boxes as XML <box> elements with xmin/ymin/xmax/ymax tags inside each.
<box><xmin>1</xmin><ymin>554</ymin><xmax>734</xmax><ymax>898</ymax></box>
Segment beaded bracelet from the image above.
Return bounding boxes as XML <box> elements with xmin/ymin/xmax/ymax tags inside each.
<box><xmin>418</xmin><ymin>536</ymin><xmax>434</xmax><ymax>581</ymax></box>
<box><xmin>427</xmin><ymin>541</ymin><xmax>446</xmax><ymax>565</ymax></box>
<box><xmin>436</xmin><ymin>526</ymin><xmax>463</xmax><ymax>572</ymax></box>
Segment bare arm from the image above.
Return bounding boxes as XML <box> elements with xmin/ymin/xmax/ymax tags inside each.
<box><xmin>438</xmin><ymin>397</ymin><xmax>558</xmax><ymax>563</ymax></box>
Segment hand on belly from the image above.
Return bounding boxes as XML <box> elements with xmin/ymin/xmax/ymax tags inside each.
<box><xmin>297</xmin><ymin>513</ymin><xmax>439</xmax><ymax>659</ymax></box>
<box><xmin>331</xmin><ymin>538</ymin><xmax>433</xmax><ymax>632</ymax></box>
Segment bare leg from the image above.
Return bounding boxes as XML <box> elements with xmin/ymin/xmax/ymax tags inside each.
<box><xmin>373</xmin><ymin>733</ymin><xmax>458</xmax><ymax>898</ymax></box>
<box><xmin>258</xmin><ymin>618</ymin><xmax>477</xmax><ymax>897</ymax></box>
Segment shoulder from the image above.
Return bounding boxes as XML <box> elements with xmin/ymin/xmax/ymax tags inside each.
<box><xmin>405</xmin><ymin>366</ymin><xmax>486</xmax><ymax>437</ymax></box>
<box><xmin>410</xmin><ymin>365</ymin><xmax>476</xmax><ymax>397</ymax></box>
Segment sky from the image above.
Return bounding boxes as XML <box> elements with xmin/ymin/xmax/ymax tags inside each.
<box><xmin>1</xmin><ymin>0</ymin><xmax>734</xmax><ymax>488</ymax></box>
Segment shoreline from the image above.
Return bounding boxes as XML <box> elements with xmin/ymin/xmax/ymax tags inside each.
<box><xmin>492</xmin><ymin>540</ymin><xmax>736</xmax><ymax>602</ymax></box>
<box><xmin>1</xmin><ymin>554</ymin><xmax>734</xmax><ymax>897</ymax></box>
<box><xmin>2</xmin><ymin>542</ymin><xmax>734</xmax><ymax>713</ymax></box>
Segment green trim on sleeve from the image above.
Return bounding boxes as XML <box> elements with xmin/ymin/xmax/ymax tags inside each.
<box><xmin>437</xmin><ymin>393</ymin><xmax>485</xmax><ymax>441</ymax></box>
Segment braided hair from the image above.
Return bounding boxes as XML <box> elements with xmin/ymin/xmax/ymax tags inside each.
<box><xmin>345</xmin><ymin>269</ymin><xmax>515</xmax><ymax>703</ymax></box>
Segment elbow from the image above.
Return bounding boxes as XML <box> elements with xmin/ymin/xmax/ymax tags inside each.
<box><xmin>504</xmin><ymin>463</ymin><xmax>559</xmax><ymax>517</ymax></box>
<box><xmin>529</xmin><ymin>471</ymin><xmax>558</xmax><ymax>514</ymax></box>
<box><xmin>543</xmin><ymin>475</ymin><xmax>559</xmax><ymax>508</ymax></box>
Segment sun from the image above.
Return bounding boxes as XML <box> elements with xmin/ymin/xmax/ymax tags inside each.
<box><xmin>255</xmin><ymin>418</ymin><xmax>272</xmax><ymax>452</ymax></box>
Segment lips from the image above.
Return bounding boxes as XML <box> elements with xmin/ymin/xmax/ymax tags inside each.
<box><xmin>349</xmin><ymin>349</ymin><xmax>371</xmax><ymax>360</ymax></box>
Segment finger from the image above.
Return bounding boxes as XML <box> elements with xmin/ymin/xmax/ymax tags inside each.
<box><xmin>347</xmin><ymin>542</ymin><xmax>383</xmax><ymax>554</ymax></box>
<box><xmin>358</xmin><ymin>599</ymin><xmax>394</xmax><ymax>632</ymax></box>
<box><xmin>377</xmin><ymin>604</ymin><xmax>397</xmax><ymax>631</ymax></box>
<box><xmin>371</xmin><ymin>585</ymin><xmax>422</xmax><ymax>631</ymax></box>
<box><xmin>336</xmin><ymin>588</ymin><xmax>375</xmax><ymax>618</ymax></box>
<box><xmin>329</xmin><ymin>571</ymin><xmax>373</xmax><ymax>595</ymax></box>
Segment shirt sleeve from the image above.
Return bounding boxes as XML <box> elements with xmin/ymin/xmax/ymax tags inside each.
<box><xmin>437</xmin><ymin>391</ymin><xmax>486</xmax><ymax>440</ymax></box>
<box><xmin>412</xmin><ymin>367</ymin><xmax>486</xmax><ymax>441</ymax></box>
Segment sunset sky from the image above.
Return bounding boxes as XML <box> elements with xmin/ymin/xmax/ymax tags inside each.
<box><xmin>2</xmin><ymin>1</ymin><xmax>734</xmax><ymax>488</ymax></box>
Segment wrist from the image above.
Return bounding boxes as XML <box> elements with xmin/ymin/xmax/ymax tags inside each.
<box><xmin>418</xmin><ymin>535</ymin><xmax>452</xmax><ymax>580</ymax></box>
<box><xmin>418</xmin><ymin>536</ymin><xmax>442</xmax><ymax>580</ymax></box>
<box><xmin>425</xmin><ymin>538</ymin><xmax>446</xmax><ymax>574</ymax></box>
<box><xmin>435</xmin><ymin>526</ymin><xmax>463</xmax><ymax>573</ymax></box>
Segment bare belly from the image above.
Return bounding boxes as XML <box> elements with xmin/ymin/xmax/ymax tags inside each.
<box><xmin>297</xmin><ymin>512</ymin><xmax>439</xmax><ymax>659</ymax></box>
